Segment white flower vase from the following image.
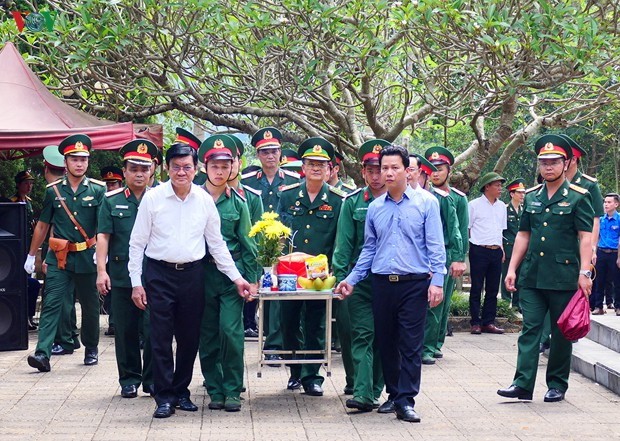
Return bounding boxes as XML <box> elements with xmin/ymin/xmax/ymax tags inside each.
<box><xmin>261</xmin><ymin>266</ymin><xmax>276</xmax><ymax>289</ymax></box>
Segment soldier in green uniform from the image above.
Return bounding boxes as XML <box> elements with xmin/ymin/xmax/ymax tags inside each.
<box><xmin>101</xmin><ymin>166</ymin><xmax>124</xmax><ymax>192</ymax></box>
<box><xmin>328</xmin><ymin>151</ymin><xmax>356</xmax><ymax>194</ymax></box>
<box><xmin>280</xmin><ymin>148</ymin><xmax>303</xmax><ymax>175</ymax></box>
<box><xmin>149</xmin><ymin>148</ymin><xmax>164</xmax><ymax>188</ymax></box>
<box><xmin>498</xmin><ymin>134</ymin><xmax>594</xmax><ymax>403</ymax></box>
<box><xmin>197</xmin><ymin>135</ymin><xmax>259</xmax><ymax>412</ymax></box>
<box><xmin>334</xmin><ymin>139</ymin><xmax>388</xmax><ymax>412</ymax></box>
<box><xmin>501</xmin><ymin>179</ymin><xmax>526</xmax><ymax>308</ymax></box>
<box><xmin>242</xmin><ymin>128</ymin><xmax>300</xmax><ymax>363</ymax></box>
<box><xmin>277</xmin><ymin>137</ymin><xmax>345</xmax><ymax>396</ymax></box>
<box><xmin>415</xmin><ymin>154</ymin><xmax>465</xmax><ymax>364</ymax></box>
<box><xmin>24</xmin><ymin>134</ymin><xmax>106</xmax><ymax>372</ymax></box>
<box><xmin>425</xmin><ymin>146</ymin><xmax>468</xmax><ymax>356</ymax></box>
<box><xmin>95</xmin><ymin>140</ymin><xmax>157</xmax><ymax>398</ymax></box>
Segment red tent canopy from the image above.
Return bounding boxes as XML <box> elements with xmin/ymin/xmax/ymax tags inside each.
<box><xmin>0</xmin><ymin>42</ymin><xmax>160</xmax><ymax>159</ymax></box>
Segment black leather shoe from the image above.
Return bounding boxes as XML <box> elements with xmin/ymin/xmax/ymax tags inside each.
<box><xmin>51</xmin><ymin>344</ymin><xmax>74</xmax><ymax>355</ymax></box>
<box><xmin>143</xmin><ymin>384</ymin><xmax>155</xmax><ymax>396</ymax></box>
<box><xmin>27</xmin><ymin>353</ymin><xmax>50</xmax><ymax>372</ymax></box>
<box><xmin>346</xmin><ymin>398</ymin><xmax>373</xmax><ymax>412</ymax></box>
<box><xmin>244</xmin><ymin>328</ymin><xmax>258</xmax><ymax>338</ymax></box>
<box><xmin>544</xmin><ymin>388</ymin><xmax>565</xmax><ymax>402</ymax></box>
<box><xmin>304</xmin><ymin>383</ymin><xmax>324</xmax><ymax>396</ymax></box>
<box><xmin>266</xmin><ymin>354</ymin><xmax>282</xmax><ymax>367</ymax></box>
<box><xmin>497</xmin><ymin>384</ymin><xmax>533</xmax><ymax>400</ymax></box>
<box><xmin>343</xmin><ymin>386</ymin><xmax>354</xmax><ymax>395</ymax></box>
<box><xmin>287</xmin><ymin>376</ymin><xmax>301</xmax><ymax>390</ymax></box>
<box><xmin>176</xmin><ymin>397</ymin><xmax>198</xmax><ymax>411</ymax></box>
<box><xmin>104</xmin><ymin>326</ymin><xmax>115</xmax><ymax>336</ymax></box>
<box><xmin>121</xmin><ymin>384</ymin><xmax>138</xmax><ymax>398</ymax></box>
<box><xmin>377</xmin><ymin>400</ymin><xmax>395</xmax><ymax>413</ymax></box>
<box><xmin>395</xmin><ymin>404</ymin><xmax>421</xmax><ymax>423</ymax></box>
<box><xmin>153</xmin><ymin>403</ymin><xmax>174</xmax><ymax>418</ymax></box>
<box><xmin>84</xmin><ymin>347</ymin><xmax>98</xmax><ymax>366</ymax></box>
<box><xmin>208</xmin><ymin>398</ymin><xmax>225</xmax><ymax>410</ymax></box>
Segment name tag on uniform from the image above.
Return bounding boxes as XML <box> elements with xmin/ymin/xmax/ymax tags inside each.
<box><xmin>83</xmin><ymin>196</ymin><xmax>94</xmax><ymax>201</ymax></box>
<box><xmin>558</xmin><ymin>202</ymin><xmax>571</xmax><ymax>207</ymax></box>
<box><xmin>530</xmin><ymin>202</ymin><xmax>542</xmax><ymax>207</ymax></box>
<box><xmin>54</xmin><ymin>196</ymin><xmax>66</xmax><ymax>201</ymax></box>
<box><xmin>115</xmin><ymin>205</ymin><xmax>129</xmax><ymax>209</ymax></box>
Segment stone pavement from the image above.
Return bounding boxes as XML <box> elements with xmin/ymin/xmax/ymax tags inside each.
<box><xmin>1</xmin><ymin>319</ymin><xmax>619</xmax><ymax>441</ymax></box>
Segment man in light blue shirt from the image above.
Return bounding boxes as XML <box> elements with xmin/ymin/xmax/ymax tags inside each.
<box><xmin>336</xmin><ymin>146</ymin><xmax>445</xmax><ymax>423</ymax></box>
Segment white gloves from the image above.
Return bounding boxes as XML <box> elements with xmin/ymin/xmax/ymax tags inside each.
<box><xmin>24</xmin><ymin>254</ymin><xmax>36</xmax><ymax>274</ymax></box>
<box><xmin>93</xmin><ymin>253</ymin><xmax>108</xmax><ymax>265</ymax></box>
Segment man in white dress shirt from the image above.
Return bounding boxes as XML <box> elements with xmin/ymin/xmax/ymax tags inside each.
<box><xmin>128</xmin><ymin>144</ymin><xmax>251</xmax><ymax>419</ymax></box>
<box><xmin>468</xmin><ymin>172</ymin><xmax>507</xmax><ymax>335</ymax></box>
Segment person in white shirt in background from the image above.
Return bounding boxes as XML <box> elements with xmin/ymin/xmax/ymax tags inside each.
<box><xmin>468</xmin><ymin>172</ymin><xmax>507</xmax><ymax>335</ymax></box>
<box><xmin>128</xmin><ymin>143</ymin><xmax>251</xmax><ymax>419</ymax></box>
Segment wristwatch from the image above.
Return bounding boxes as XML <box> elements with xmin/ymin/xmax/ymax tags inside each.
<box><xmin>579</xmin><ymin>270</ymin><xmax>592</xmax><ymax>278</ymax></box>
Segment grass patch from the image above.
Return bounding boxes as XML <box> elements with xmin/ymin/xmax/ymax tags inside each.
<box><xmin>450</xmin><ymin>291</ymin><xmax>518</xmax><ymax>320</ymax></box>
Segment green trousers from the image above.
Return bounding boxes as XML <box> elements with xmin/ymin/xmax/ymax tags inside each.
<box><xmin>53</xmin><ymin>296</ymin><xmax>78</xmax><ymax>351</ymax></box>
<box><xmin>334</xmin><ymin>299</ymin><xmax>354</xmax><ymax>390</ymax></box>
<box><xmin>513</xmin><ymin>287</ymin><xmax>574</xmax><ymax>393</ymax></box>
<box><xmin>423</xmin><ymin>259</ymin><xmax>455</xmax><ymax>357</ymax></box>
<box><xmin>199</xmin><ymin>264</ymin><xmax>245</xmax><ymax>400</ymax></box>
<box><xmin>347</xmin><ymin>279</ymin><xmax>384</xmax><ymax>404</ymax></box>
<box><xmin>501</xmin><ymin>245</ymin><xmax>520</xmax><ymax>307</ymax></box>
<box><xmin>111</xmin><ymin>286</ymin><xmax>152</xmax><ymax>388</ymax></box>
<box><xmin>280</xmin><ymin>299</ymin><xmax>326</xmax><ymax>388</ymax></box>
<box><xmin>540</xmin><ymin>312</ymin><xmax>552</xmax><ymax>346</ymax></box>
<box><xmin>263</xmin><ymin>301</ymin><xmax>283</xmax><ymax>350</ymax></box>
<box><xmin>36</xmin><ymin>265</ymin><xmax>99</xmax><ymax>358</ymax></box>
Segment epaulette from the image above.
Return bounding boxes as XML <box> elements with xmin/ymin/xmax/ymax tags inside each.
<box><xmin>241</xmin><ymin>170</ymin><xmax>258</xmax><ymax>179</ymax></box>
<box><xmin>280</xmin><ymin>182</ymin><xmax>301</xmax><ymax>192</ymax></box>
<box><xmin>199</xmin><ymin>166</ymin><xmax>206</xmax><ymax>174</ymax></box>
<box><xmin>329</xmin><ymin>185</ymin><xmax>347</xmax><ymax>198</ymax></box>
<box><xmin>89</xmin><ymin>178</ymin><xmax>107</xmax><ymax>186</ymax></box>
<box><xmin>451</xmin><ymin>187</ymin><xmax>466</xmax><ymax>197</ymax></box>
<box><xmin>231</xmin><ymin>187</ymin><xmax>247</xmax><ymax>202</ymax></box>
<box><xmin>243</xmin><ymin>185</ymin><xmax>262</xmax><ymax>196</ymax></box>
<box><xmin>433</xmin><ymin>187</ymin><xmax>449</xmax><ymax>197</ymax></box>
<box><xmin>282</xmin><ymin>169</ymin><xmax>300</xmax><ymax>179</ymax></box>
<box><xmin>581</xmin><ymin>173</ymin><xmax>598</xmax><ymax>183</ymax></box>
<box><xmin>344</xmin><ymin>187</ymin><xmax>363</xmax><ymax>199</ymax></box>
<box><xmin>46</xmin><ymin>178</ymin><xmax>62</xmax><ymax>188</ymax></box>
<box><xmin>105</xmin><ymin>187</ymin><xmax>125</xmax><ymax>198</ymax></box>
<box><xmin>525</xmin><ymin>184</ymin><xmax>543</xmax><ymax>194</ymax></box>
<box><xmin>569</xmin><ymin>184</ymin><xmax>588</xmax><ymax>195</ymax></box>
<box><xmin>341</xmin><ymin>182</ymin><xmax>357</xmax><ymax>191</ymax></box>
<box><xmin>26</xmin><ymin>195</ymin><xmax>32</xmax><ymax>201</ymax></box>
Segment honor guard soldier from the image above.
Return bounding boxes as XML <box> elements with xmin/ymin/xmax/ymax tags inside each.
<box><xmin>280</xmin><ymin>148</ymin><xmax>303</xmax><ymax>175</ymax></box>
<box><xmin>328</xmin><ymin>151</ymin><xmax>356</xmax><ymax>194</ymax></box>
<box><xmin>24</xmin><ymin>134</ymin><xmax>106</xmax><ymax>372</ymax></box>
<box><xmin>415</xmin><ymin>154</ymin><xmax>465</xmax><ymax>364</ymax></box>
<box><xmin>425</xmin><ymin>146</ymin><xmax>468</xmax><ymax>348</ymax></box>
<box><xmin>101</xmin><ymin>166</ymin><xmax>124</xmax><ymax>192</ymax></box>
<box><xmin>241</xmin><ymin>127</ymin><xmax>300</xmax><ymax>212</ymax></box>
<box><xmin>333</xmin><ymin>139</ymin><xmax>389</xmax><ymax>412</ymax></box>
<box><xmin>277</xmin><ymin>137</ymin><xmax>345</xmax><ymax>396</ymax></box>
<box><xmin>197</xmin><ymin>135</ymin><xmax>259</xmax><ymax>412</ymax></box>
<box><xmin>501</xmin><ymin>179</ymin><xmax>526</xmax><ymax>308</ymax></box>
<box><xmin>498</xmin><ymin>134</ymin><xmax>594</xmax><ymax>403</ymax></box>
<box><xmin>96</xmin><ymin>140</ymin><xmax>158</xmax><ymax>398</ymax></box>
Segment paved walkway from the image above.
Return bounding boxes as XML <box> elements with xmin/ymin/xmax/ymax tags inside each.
<box><xmin>1</xmin><ymin>320</ymin><xmax>618</xmax><ymax>441</ymax></box>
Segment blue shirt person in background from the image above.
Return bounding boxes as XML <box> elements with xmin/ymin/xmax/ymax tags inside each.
<box><xmin>336</xmin><ymin>146</ymin><xmax>446</xmax><ymax>423</ymax></box>
<box><xmin>592</xmin><ymin>193</ymin><xmax>620</xmax><ymax>315</ymax></box>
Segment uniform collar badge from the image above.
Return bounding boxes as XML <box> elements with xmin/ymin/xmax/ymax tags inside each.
<box><xmin>321</xmin><ymin>192</ymin><xmax>328</xmax><ymax>201</ymax></box>
<box><xmin>562</xmin><ymin>188</ymin><xmax>568</xmax><ymax>196</ymax></box>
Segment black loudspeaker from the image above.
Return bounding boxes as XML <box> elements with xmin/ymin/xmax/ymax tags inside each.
<box><xmin>0</xmin><ymin>202</ymin><xmax>28</xmax><ymax>351</ymax></box>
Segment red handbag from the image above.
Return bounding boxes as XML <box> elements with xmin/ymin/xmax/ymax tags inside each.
<box><xmin>556</xmin><ymin>289</ymin><xmax>591</xmax><ymax>340</ymax></box>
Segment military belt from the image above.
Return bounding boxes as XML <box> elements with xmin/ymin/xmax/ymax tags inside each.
<box><xmin>67</xmin><ymin>237</ymin><xmax>96</xmax><ymax>252</ymax></box>
<box><xmin>205</xmin><ymin>251</ymin><xmax>241</xmax><ymax>264</ymax></box>
<box><xmin>598</xmin><ymin>248</ymin><xmax>618</xmax><ymax>254</ymax></box>
<box><xmin>374</xmin><ymin>273</ymin><xmax>430</xmax><ymax>283</ymax></box>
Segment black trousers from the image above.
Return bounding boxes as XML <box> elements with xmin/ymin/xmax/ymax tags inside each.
<box><xmin>468</xmin><ymin>244</ymin><xmax>503</xmax><ymax>326</ymax></box>
<box><xmin>372</xmin><ymin>274</ymin><xmax>430</xmax><ymax>409</ymax></box>
<box><xmin>592</xmin><ymin>250</ymin><xmax>620</xmax><ymax>309</ymax></box>
<box><xmin>243</xmin><ymin>300</ymin><xmax>258</xmax><ymax>330</ymax></box>
<box><xmin>145</xmin><ymin>258</ymin><xmax>205</xmax><ymax>406</ymax></box>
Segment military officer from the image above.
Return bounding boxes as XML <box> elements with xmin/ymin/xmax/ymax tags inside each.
<box><xmin>498</xmin><ymin>134</ymin><xmax>593</xmax><ymax>403</ymax></box>
<box><xmin>334</xmin><ymin>139</ymin><xmax>388</xmax><ymax>412</ymax></box>
<box><xmin>148</xmin><ymin>148</ymin><xmax>164</xmax><ymax>188</ymax></box>
<box><xmin>101</xmin><ymin>166</ymin><xmax>124</xmax><ymax>192</ymax></box>
<box><xmin>328</xmin><ymin>151</ymin><xmax>356</xmax><ymax>194</ymax></box>
<box><xmin>277</xmin><ymin>137</ymin><xmax>345</xmax><ymax>396</ymax></box>
<box><xmin>96</xmin><ymin>140</ymin><xmax>157</xmax><ymax>398</ymax></box>
<box><xmin>415</xmin><ymin>154</ymin><xmax>465</xmax><ymax>364</ymax></box>
<box><xmin>24</xmin><ymin>134</ymin><xmax>106</xmax><ymax>372</ymax></box>
<box><xmin>426</xmin><ymin>146</ymin><xmax>469</xmax><ymax>354</ymax></box>
<box><xmin>501</xmin><ymin>179</ymin><xmax>526</xmax><ymax>307</ymax></box>
<box><xmin>197</xmin><ymin>135</ymin><xmax>259</xmax><ymax>412</ymax></box>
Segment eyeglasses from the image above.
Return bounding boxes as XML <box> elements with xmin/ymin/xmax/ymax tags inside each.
<box><xmin>170</xmin><ymin>165</ymin><xmax>195</xmax><ymax>173</ymax></box>
<box><xmin>304</xmin><ymin>161</ymin><xmax>328</xmax><ymax>169</ymax></box>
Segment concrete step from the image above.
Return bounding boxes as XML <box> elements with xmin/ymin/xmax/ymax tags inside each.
<box><xmin>588</xmin><ymin>314</ymin><xmax>620</xmax><ymax>352</ymax></box>
<box><xmin>571</xmin><ymin>338</ymin><xmax>620</xmax><ymax>395</ymax></box>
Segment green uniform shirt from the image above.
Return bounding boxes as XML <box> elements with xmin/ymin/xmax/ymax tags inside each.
<box><xmin>503</xmin><ymin>202</ymin><xmax>523</xmax><ymax>247</ymax></box>
<box><xmin>277</xmin><ymin>182</ymin><xmax>345</xmax><ymax>263</ymax></box>
<box><xmin>235</xmin><ymin>183</ymin><xmax>264</xmax><ymax>225</ymax></box>
<box><xmin>571</xmin><ymin>171</ymin><xmax>604</xmax><ymax>217</ymax></box>
<box><xmin>334</xmin><ymin>179</ymin><xmax>357</xmax><ymax>195</ymax></box>
<box><xmin>206</xmin><ymin>186</ymin><xmax>259</xmax><ymax>283</ymax></box>
<box><xmin>193</xmin><ymin>167</ymin><xmax>208</xmax><ymax>185</ymax></box>
<box><xmin>241</xmin><ymin>167</ymin><xmax>300</xmax><ymax>212</ymax></box>
<box><xmin>10</xmin><ymin>195</ymin><xmax>34</xmax><ymax>243</ymax></box>
<box><xmin>518</xmin><ymin>180</ymin><xmax>594</xmax><ymax>291</ymax></box>
<box><xmin>39</xmin><ymin>177</ymin><xmax>105</xmax><ymax>273</ymax></box>
<box><xmin>333</xmin><ymin>187</ymin><xmax>374</xmax><ymax>282</ymax></box>
<box><xmin>97</xmin><ymin>187</ymin><xmax>142</xmax><ymax>288</ymax></box>
<box><xmin>430</xmin><ymin>187</ymin><xmax>464</xmax><ymax>263</ymax></box>
<box><xmin>448</xmin><ymin>187</ymin><xmax>470</xmax><ymax>256</ymax></box>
